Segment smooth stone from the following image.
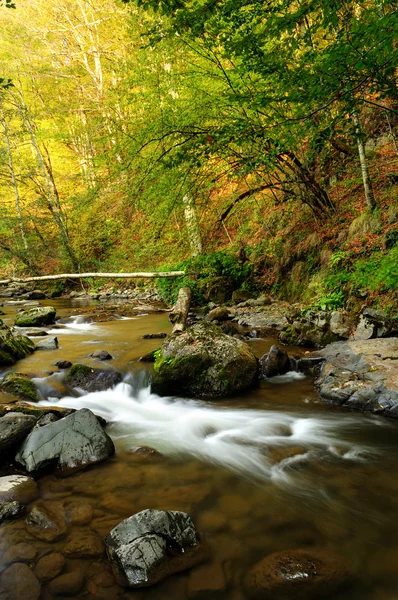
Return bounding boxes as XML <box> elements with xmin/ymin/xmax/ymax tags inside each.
<box><xmin>0</xmin><ymin>412</ymin><xmax>37</xmax><ymax>455</ymax></box>
<box><xmin>0</xmin><ymin>562</ymin><xmax>41</xmax><ymax>600</ymax></box>
<box><xmin>3</xmin><ymin>542</ymin><xmax>37</xmax><ymax>565</ymax></box>
<box><xmin>48</xmin><ymin>570</ymin><xmax>84</xmax><ymax>595</ymax></box>
<box><xmin>34</xmin><ymin>552</ymin><xmax>65</xmax><ymax>582</ymax></box>
<box><xmin>25</xmin><ymin>501</ymin><xmax>67</xmax><ymax>542</ymax></box>
<box><xmin>89</xmin><ymin>349</ymin><xmax>113</xmax><ymax>360</ymax></box>
<box><xmin>35</xmin><ymin>336</ymin><xmax>58</xmax><ymax>350</ymax></box>
<box><xmin>0</xmin><ymin>475</ymin><xmax>39</xmax><ymax>523</ymax></box>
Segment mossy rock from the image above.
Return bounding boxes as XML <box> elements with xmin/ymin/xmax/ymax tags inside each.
<box><xmin>152</xmin><ymin>321</ymin><xmax>258</xmax><ymax>398</ymax></box>
<box><xmin>66</xmin><ymin>363</ymin><xmax>122</xmax><ymax>392</ymax></box>
<box><xmin>15</xmin><ymin>306</ymin><xmax>56</xmax><ymax>327</ymax></box>
<box><xmin>0</xmin><ymin>320</ymin><xmax>35</xmax><ymax>366</ymax></box>
<box><xmin>0</xmin><ymin>373</ymin><xmax>39</xmax><ymax>402</ymax></box>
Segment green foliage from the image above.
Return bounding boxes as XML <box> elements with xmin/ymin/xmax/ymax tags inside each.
<box><xmin>311</xmin><ymin>291</ymin><xmax>345</xmax><ymax>312</ymax></box>
<box><xmin>156</xmin><ymin>251</ymin><xmax>253</xmax><ymax>304</ymax></box>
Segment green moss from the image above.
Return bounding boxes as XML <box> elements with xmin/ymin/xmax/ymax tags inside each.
<box><xmin>0</xmin><ymin>320</ymin><xmax>35</xmax><ymax>366</ymax></box>
<box><xmin>0</xmin><ymin>373</ymin><xmax>39</xmax><ymax>402</ymax></box>
<box><xmin>68</xmin><ymin>363</ymin><xmax>93</xmax><ymax>378</ymax></box>
<box><xmin>154</xmin><ymin>352</ymin><xmax>211</xmax><ymax>382</ymax></box>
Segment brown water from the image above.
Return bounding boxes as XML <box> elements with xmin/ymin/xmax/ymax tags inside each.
<box><xmin>1</xmin><ymin>298</ymin><xmax>398</xmax><ymax>600</ymax></box>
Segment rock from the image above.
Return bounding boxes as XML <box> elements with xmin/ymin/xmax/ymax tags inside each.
<box><xmin>26</xmin><ymin>501</ymin><xmax>67</xmax><ymax>541</ymax></box>
<box><xmin>314</xmin><ymin>338</ymin><xmax>398</xmax><ymax>418</ymax></box>
<box><xmin>187</xmin><ymin>561</ymin><xmax>226</xmax><ymax>597</ymax></box>
<box><xmin>55</xmin><ymin>360</ymin><xmax>72</xmax><ymax>369</ymax></box>
<box><xmin>0</xmin><ymin>473</ymin><xmax>38</xmax><ymax>523</ymax></box>
<box><xmin>64</xmin><ymin>531</ymin><xmax>104</xmax><ymax>557</ymax></box>
<box><xmin>139</xmin><ymin>349</ymin><xmax>158</xmax><ymax>363</ymax></box>
<box><xmin>34</xmin><ymin>552</ymin><xmax>65</xmax><ymax>582</ymax></box>
<box><xmin>352</xmin><ymin>314</ymin><xmax>376</xmax><ymax>340</ymax></box>
<box><xmin>105</xmin><ymin>509</ymin><xmax>207</xmax><ymax>587</ymax></box>
<box><xmin>27</xmin><ymin>290</ymin><xmax>46</xmax><ymax>300</ymax></box>
<box><xmin>296</xmin><ymin>357</ymin><xmax>325</xmax><ymax>374</ymax></box>
<box><xmin>16</xmin><ymin>408</ymin><xmax>115</xmax><ymax>474</ymax></box>
<box><xmin>0</xmin><ymin>412</ymin><xmax>37</xmax><ymax>456</ymax></box>
<box><xmin>208</xmin><ymin>307</ymin><xmax>231</xmax><ymax>322</ymax></box>
<box><xmin>65</xmin><ymin>363</ymin><xmax>122</xmax><ymax>392</ymax></box>
<box><xmin>35</xmin><ymin>336</ymin><xmax>58</xmax><ymax>350</ymax></box>
<box><xmin>259</xmin><ymin>345</ymin><xmax>291</xmax><ymax>378</ymax></box>
<box><xmin>36</xmin><ymin>413</ymin><xmax>58</xmax><ymax>427</ymax></box>
<box><xmin>0</xmin><ymin>373</ymin><xmax>39</xmax><ymax>402</ymax></box>
<box><xmin>129</xmin><ymin>446</ymin><xmax>163</xmax><ymax>461</ymax></box>
<box><xmin>0</xmin><ymin>563</ymin><xmax>41</xmax><ymax>600</ymax></box>
<box><xmin>0</xmin><ymin>319</ymin><xmax>35</xmax><ymax>366</ymax></box>
<box><xmin>4</xmin><ymin>542</ymin><xmax>37</xmax><ymax>565</ymax></box>
<box><xmin>24</xmin><ymin>329</ymin><xmax>48</xmax><ymax>336</ymax></box>
<box><xmin>329</xmin><ymin>311</ymin><xmax>354</xmax><ymax>338</ymax></box>
<box><xmin>66</xmin><ymin>501</ymin><xmax>93</xmax><ymax>525</ymax></box>
<box><xmin>232</xmin><ymin>289</ymin><xmax>254</xmax><ymax>304</ymax></box>
<box><xmin>89</xmin><ymin>349</ymin><xmax>113</xmax><ymax>360</ymax></box>
<box><xmin>201</xmin><ymin>276</ymin><xmax>234</xmax><ymax>304</ymax></box>
<box><xmin>48</xmin><ymin>570</ymin><xmax>84</xmax><ymax>595</ymax></box>
<box><xmin>244</xmin><ymin>548</ymin><xmax>351</xmax><ymax>599</ymax></box>
<box><xmin>15</xmin><ymin>306</ymin><xmax>56</xmax><ymax>327</ymax></box>
<box><xmin>0</xmin><ymin>403</ymin><xmax>73</xmax><ymax>420</ymax></box>
<box><xmin>220</xmin><ymin>322</ymin><xmax>240</xmax><ymax>336</ymax></box>
<box><xmin>152</xmin><ymin>322</ymin><xmax>258</xmax><ymax>398</ymax></box>
<box><xmin>246</xmin><ymin>295</ymin><xmax>272</xmax><ymax>307</ymax></box>
<box><xmin>141</xmin><ymin>333</ymin><xmax>167</xmax><ymax>339</ymax></box>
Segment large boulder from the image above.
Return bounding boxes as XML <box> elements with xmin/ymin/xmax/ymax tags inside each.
<box><xmin>151</xmin><ymin>322</ymin><xmax>258</xmax><ymax>398</ymax></box>
<box><xmin>0</xmin><ymin>373</ymin><xmax>39</xmax><ymax>402</ymax></box>
<box><xmin>16</xmin><ymin>408</ymin><xmax>115</xmax><ymax>474</ymax></box>
<box><xmin>259</xmin><ymin>345</ymin><xmax>291</xmax><ymax>378</ymax></box>
<box><xmin>0</xmin><ymin>474</ymin><xmax>39</xmax><ymax>523</ymax></box>
<box><xmin>244</xmin><ymin>548</ymin><xmax>351</xmax><ymax>599</ymax></box>
<box><xmin>0</xmin><ymin>411</ymin><xmax>37</xmax><ymax>456</ymax></box>
<box><xmin>15</xmin><ymin>306</ymin><xmax>56</xmax><ymax>327</ymax></box>
<box><xmin>105</xmin><ymin>509</ymin><xmax>207</xmax><ymax>587</ymax></box>
<box><xmin>66</xmin><ymin>363</ymin><xmax>122</xmax><ymax>392</ymax></box>
<box><xmin>352</xmin><ymin>308</ymin><xmax>397</xmax><ymax>340</ymax></box>
<box><xmin>0</xmin><ymin>319</ymin><xmax>35</xmax><ymax>366</ymax></box>
<box><xmin>314</xmin><ymin>337</ymin><xmax>398</xmax><ymax>418</ymax></box>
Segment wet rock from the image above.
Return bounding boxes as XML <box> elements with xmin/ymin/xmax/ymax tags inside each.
<box><xmin>0</xmin><ymin>475</ymin><xmax>39</xmax><ymax>518</ymax></box>
<box><xmin>24</xmin><ymin>329</ymin><xmax>48</xmax><ymax>336</ymax></box>
<box><xmin>314</xmin><ymin>338</ymin><xmax>398</xmax><ymax>418</ymax></box>
<box><xmin>152</xmin><ymin>322</ymin><xmax>258</xmax><ymax>398</ymax></box>
<box><xmin>54</xmin><ymin>360</ymin><xmax>72</xmax><ymax>369</ymax></box>
<box><xmin>66</xmin><ymin>501</ymin><xmax>93</xmax><ymax>525</ymax></box>
<box><xmin>89</xmin><ymin>349</ymin><xmax>113</xmax><ymax>360</ymax></box>
<box><xmin>36</xmin><ymin>413</ymin><xmax>58</xmax><ymax>427</ymax></box>
<box><xmin>48</xmin><ymin>570</ymin><xmax>85</xmax><ymax>595</ymax></box>
<box><xmin>105</xmin><ymin>509</ymin><xmax>207</xmax><ymax>587</ymax></box>
<box><xmin>139</xmin><ymin>349</ymin><xmax>158</xmax><ymax>363</ymax></box>
<box><xmin>35</xmin><ymin>336</ymin><xmax>58</xmax><ymax>350</ymax></box>
<box><xmin>16</xmin><ymin>408</ymin><xmax>115</xmax><ymax>474</ymax></box>
<box><xmin>64</xmin><ymin>531</ymin><xmax>104</xmax><ymax>558</ymax></box>
<box><xmin>329</xmin><ymin>311</ymin><xmax>354</xmax><ymax>339</ymax></box>
<box><xmin>259</xmin><ymin>345</ymin><xmax>291</xmax><ymax>378</ymax></box>
<box><xmin>244</xmin><ymin>548</ymin><xmax>351</xmax><ymax>599</ymax></box>
<box><xmin>188</xmin><ymin>561</ymin><xmax>226</xmax><ymax>597</ymax></box>
<box><xmin>0</xmin><ymin>562</ymin><xmax>41</xmax><ymax>600</ymax></box>
<box><xmin>34</xmin><ymin>552</ymin><xmax>65</xmax><ymax>582</ymax></box>
<box><xmin>353</xmin><ymin>308</ymin><xmax>397</xmax><ymax>340</ymax></box>
<box><xmin>129</xmin><ymin>446</ymin><xmax>163</xmax><ymax>461</ymax></box>
<box><xmin>26</xmin><ymin>501</ymin><xmax>67</xmax><ymax>541</ymax></box>
<box><xmin>66</xmin><ymin>363</ymin><xmax>122</xmax><ymax>392</ymax></box>
<box><xmin>0</xmin><ymin>412</ymin><xmax>37</xmax><ymax>456</ymax></box>
<box><xmin>0</xmin><ymin>319</ymin><xmax>35</xmax><ymax>366</ymax></box>
<box><xmin>141</xmin><ymin>333</ymin><xmax>167</xmax><ymax>339</ymax></box>
<box><xmin>296</xmin><ymin>356</ymin><xmax>325</xmax><ymax>374</ymax></box>
<box><xmin>15</xmin><ymin>306</ymin><xmax>56</xmax><ymax>327</ymax></box>
<box><xmin>4</xmin><ymin>542</ymin><xmax>37</xmax><ymax>565</ymax></box>
<box><xmin>208</xmin><ymin>307</ymin><xmax>231</xmax><ymax>322</ymax></box>
<box><xmin>0</xmin><ymin>403</ymin><xmax>73</xmax><ymax>420</ymax></box>
<box><xmin>0</xmin><ymin>372</ymin><xmax>39</xmax><ymax>402</ymax></box>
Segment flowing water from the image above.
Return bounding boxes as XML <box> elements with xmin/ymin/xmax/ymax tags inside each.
<box><xmin>1</xmin><ymin>298</ymin><xmax>398</xmax><ymax>600</ymax></box>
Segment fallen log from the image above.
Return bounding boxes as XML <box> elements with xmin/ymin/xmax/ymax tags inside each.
<box><xmin>0</xmin><ymin>271</ymin><xmax>185</xmax><ymax>285</ymax></box>
<box><xmin>169</xmin><ymin>286</ymin><xmax>192</xmax><ymax>333</ymax></box>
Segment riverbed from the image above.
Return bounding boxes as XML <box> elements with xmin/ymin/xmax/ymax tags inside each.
<box><xmin>1</xmin><ymin>298</ymin><xmax>398</xmax><ymax>599</ymax></box>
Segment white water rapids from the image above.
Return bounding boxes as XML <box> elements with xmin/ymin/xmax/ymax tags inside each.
<box><xmin>38</xmin><ymin>375</ymin><xmax>372</xmax><ymax>484</ymax></box>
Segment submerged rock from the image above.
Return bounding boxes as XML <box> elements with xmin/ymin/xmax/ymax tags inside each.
<box><xmin>314</xmin><ymin>337</ymin><xmax>398</xmax><ymax>418</ymax></box>
<box><xmin>259</xmin><ymin>345</ymin><xmax>291</xmax><ymax>378</ymax></box>
<box><xmin>89</xmin><ymin>349</ymin><xmax>113</xmax><ymax>360</ymax></box>
<box><xmin>66</xmin><ymin>363</ymin><xmax>122</xmax><ymax>392</ymax></box>
<box><xmin>0</xmin><ymin>562</ymin><xmax>41</xmax><ymax>600</ymax></box>
<box><xmin>0</xmin><ymin>411</ymin><xmax>37</xmax><ymax>456</ymax></box>
<box><xmin>15</xmin><ymin>306</ymin><xmax>56</xmax><ymax>327</ymax></box>
<box><xmin>16</xmin><ymin>408</ymin><xmax>115</xmax><ymax>474</ymax></box>
<box><xmin>0</xmin><ymin>474</ymin><xmax>39</xmax><ymax>523</ymax></box>
<box><xmin>26</xmin><ymin>500</ymin><xmax>67</xmax><ymax>542</ymax></box>
<box><xmin>244</xmin><ymin>548</ymin><xmax>352</xmax><ymax>599</ymax></box>
<box><xmin>0</xmin><ymin>372</ymin><xmax>39</xmax><ymax>402</ymax></box>
<box><xmin>152</xmin><ymin>322</ymin><xmax>258</xmax><ymax>398</ymax></box>
<box><xmin>0</xmin><ymin>319</ymin><xmax>35</xmax><ymax>366</ymax></box>
<box><xmin>105</xmin><ymin>509</ymin><xmax>207</xmax><ymax>587</ymax></box>
<box><xmin>34</xmin><ymin>552</ymin><xmax>65</xmax><ymax>582</ymax></box>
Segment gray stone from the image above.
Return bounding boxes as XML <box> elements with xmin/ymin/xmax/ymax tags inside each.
<box><xmin>353</xmin><ymin>315</ymin><xmax>376</xmax><ymax>340</ymax></box>
<box><xmin>15</xmin><ymin>306</ymin><xmax>56</xmax><ymax>327</ymax></box>
<box><xmin>35</xmin><ymin>336</ymin><xmax>58</xmax><ymax>350</ymax></box>
<box><xmin>0</xmin><ymin>319</ymin><xmax>35</xmax><ymax>366</ymax></box>
<box><xmin>0</xmin><ymin>412</ymin><xmax>37</xmax><ymax>455</ymax></box>
<box><xmin>66</xmin><ymin>363</ymin><xmax>122</xmax><ymax>392</ymax></box>
<box><xmin>105</xmin><ymin>509</ymin><xmax>207</xmax><ymax>587</ymax></box>
<box><xmin>259</xmin><ymin>345</ymin><xmax>291</xmax><ymax>378</ymax></box>
<box><xmin>89</xmin><ymin>349</ymin><xmax>113</xmax><ymax>360</ymax></box>
<box><xmin>329</xmin><ymin>311</ymin><xmax>353</xmax><ymax>339</ymax></box>
<box><xmin>16</xmin><ymin>408</ymin><xmax>115</xmax><ymax>474</ymax></box>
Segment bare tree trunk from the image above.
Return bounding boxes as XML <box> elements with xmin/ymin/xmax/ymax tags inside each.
<box><xmin>182</xmin><ymin>194</ymin><xmax>203</xmax><ymax>256</ymax></box>
<box><xmin>0</xmin><ymin>271</ymin><xmax>186</xmax><ymax>285</ymax></box>
<box><xmin>353</xmin><ymin>112</ymin><xmax>376</xmax><ymax>211</ymax></box>
<box><xmin>0</xmin><ymin>107</ymin><xmax>29</xmax><ymax>251</ymax></box>
<box><xmin>169</xmin><ymin>286</ymin><xmax>192</xmax><ymax>333</ymax></box>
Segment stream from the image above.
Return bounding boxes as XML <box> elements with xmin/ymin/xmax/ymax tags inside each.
<box><xmin>1</xmin><ymin>298</ymin><xmax>398</xmax><ymax>599</ymax></box>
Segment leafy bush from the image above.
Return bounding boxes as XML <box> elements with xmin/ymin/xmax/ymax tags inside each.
<box><xmin>156</xmin><ymin>251</ymin><xmax>253</xmax><ymax>305</ymax></box>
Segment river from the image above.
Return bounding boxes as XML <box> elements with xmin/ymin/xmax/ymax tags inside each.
<box><xmin>1</xmin><ymin>298</ymin><xmax>398</xmax><ymax>599</ymax></box>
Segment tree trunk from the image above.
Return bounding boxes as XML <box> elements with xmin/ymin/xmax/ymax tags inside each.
<box><xmin>169</xmin><ymin>286</ymin><xmax>192</xmax><ymax>333</ymax></box>
<box><xmin>353</xmin><ymin>112</ymin><xmax>376</xmax><ymax>210</ymax></box>
<box><xmin>0</xmin><ymin>271</ymin><xmax>185</xmax><ymax>285</ymax></box>
<box><xmin>182</xmin><ymin>194</ymin><xmax>203</xmax><ymax>256</ymax></box>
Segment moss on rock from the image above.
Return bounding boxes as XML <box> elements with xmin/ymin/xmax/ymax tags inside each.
<box><xmin>0</xmin><ymin>373</ymin><xmax>39</xmax><ymax>402</ymax></box>
<box><xmin>15</xmin><ymin>306</ymin><xmax>56</xmax><ymax>327</ymax></box>
<box><xmin>0</xmin><ymin>320</ymin><xmax>35</xmax><ymax>366</ymax></box>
